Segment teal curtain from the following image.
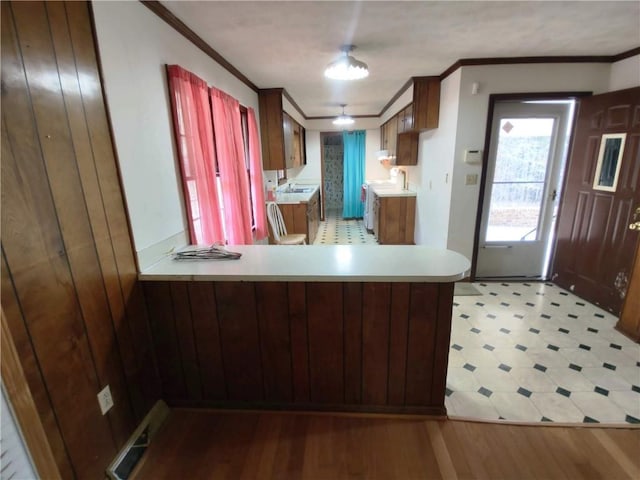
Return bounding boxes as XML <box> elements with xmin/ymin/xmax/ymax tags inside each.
<box><xmin>342</xmin><ymin>130</ymin><xmax>366</xmax><ymax>218</ymax></box>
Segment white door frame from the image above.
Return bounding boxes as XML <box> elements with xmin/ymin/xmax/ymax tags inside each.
<box><xmin>475</xmin><ymin>99</ymin><xmax>574</xmax><ymax>279</ymax></box>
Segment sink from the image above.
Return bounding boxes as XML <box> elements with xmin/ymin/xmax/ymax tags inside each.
<box><xmin>292</xmin><ymin>187</ymin><xmax>314</xmax><ymax>193</ymax></box>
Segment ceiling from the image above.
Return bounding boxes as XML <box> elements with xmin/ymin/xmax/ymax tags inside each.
<box><xmin>160</xmin><ymin>1</ymin><xmax>640</xmax><ymax>118</ymax></box>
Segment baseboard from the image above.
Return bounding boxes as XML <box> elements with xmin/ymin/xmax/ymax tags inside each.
<box><xmin>106</xmin><ymin>400</ymin><xmax>170</xmax><ymax>480</ymax></box>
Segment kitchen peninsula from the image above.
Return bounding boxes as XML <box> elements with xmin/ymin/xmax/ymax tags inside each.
<box><xmin>140</xmin><ymin>245</ymin><xmax>470</xmax><ymax>415</ymax></box>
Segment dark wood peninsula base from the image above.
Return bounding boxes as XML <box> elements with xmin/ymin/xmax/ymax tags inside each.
<box><xmin>143</xmin><ymin>280</ymin><xmax>455</xmax><ymax>415</ymax></box>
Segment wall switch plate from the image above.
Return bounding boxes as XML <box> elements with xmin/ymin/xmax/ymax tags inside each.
<box><xmin>98</xmin><ymin>385</ymin><xmax>114</xmax><ymax>415</ymax></box>
<box><xmin>465</xmin><ymin>174</ymin><xmax>479</xmax><ymax>185</ymax></box>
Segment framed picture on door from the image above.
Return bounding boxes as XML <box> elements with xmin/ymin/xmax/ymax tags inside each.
<box><xmin>593</xmin><ymin>133</ymin><xmax>626</xmax><ymax>192</ymax></box>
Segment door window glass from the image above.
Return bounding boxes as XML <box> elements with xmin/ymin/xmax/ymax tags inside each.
<box><xmin>486</xmin><ymin>118</ymin><xmax>555</xmax><ymax>242</ymax></box>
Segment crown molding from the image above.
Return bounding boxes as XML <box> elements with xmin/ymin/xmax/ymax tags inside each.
<box><xmin>140</xmin><ymin>1</ymin><xmax>258</xmax><ymax>92</ymax></box>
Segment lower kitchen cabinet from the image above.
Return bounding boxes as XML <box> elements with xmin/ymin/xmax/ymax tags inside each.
<box><xmin>270</xmin><ymin>190</ymin><xmax>320</xmax><ymax>244</ymax></box>
<box><xmin>374</xmin><ymin>194</ymin><xmax>416</xmax><ymax>245</ymax></box>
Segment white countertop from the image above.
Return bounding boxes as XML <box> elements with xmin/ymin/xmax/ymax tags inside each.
<box><xmin>139</xmin><ymin>245</ymin><xmax>470</xmax><ymax>282</ymax></box>
<box><xmin>275</xmin><ymin>185</ymin><xmax>319</xmax><ymax>204</ymax></box>
<box><xmin>370</xmin><ymin>185</ymin><xmax>417</xmax><ymax>197</ymax></box>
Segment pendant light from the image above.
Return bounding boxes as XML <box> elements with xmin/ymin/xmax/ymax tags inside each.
<box><xmin>333</xmin><ymin>104</ymin><xmax>355</xmax><ymax>126</ymax></box>
<box><xmin>324</xmin><ymin>45</ymin><xmax>369</xmax><ymax>81</ymax></box>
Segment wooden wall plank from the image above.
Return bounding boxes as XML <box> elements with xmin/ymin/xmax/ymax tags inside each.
<box><xmin>144</xmin><ymin>282</ymin><xmax>186</xmax><ymax>400</ymax></box>
<box><xmin>306</xmin><ymin>283</ymin><xmax>344</xmax><ymax>403</ymax></box>
<box><xmin>2</xmin><ymin>3</ymin><xmax>118</xmax><ymax>477</ymax></box>
<box><xmin>66</xmin><ymin>0</ymin><xmax>161</xmax><ymax>419</ymax></box>
<box><xmin>1</xmin><ymin>252</ymin><xmax>75</xmax><ymax>479</ymax></box>
<box><xmin>388</xmin><ymin>283</ymin><xmax>410</xmax><ymax>405</ymax></box>
<box><xmin>405</xmin><ymin>284</ymin><xmax>439</xmax><ymax>405</ymax></box>
<box><xmin>170</xmin><ymin>282</ymin><xmax>202</xmax><ymax>400</ymax></box>
<box><xmin>343</xmin><ymin>283</ymin><xmax>362</xmax><ymax>404</ymax></box>
<box><xmin>432</xmin><ymin>283</ymin><xmax>454</xmax><ymax>405</ymax></box>
<box><xmin>188</xmin><ymin>283</ymin><xmax>226</xmax><ymax>400</ymax></box>
<box><xmin>2</xmin><ymin>2</ymin><xmax>161</xmax><ymax>476</ymax></box>
<box><xmin>1</xmin><ymin>310</ymin><xmax>62</xmax><ymax>480</ymax></box>
<box><xmin>288</xmin><ymin>283</ymin><xmax>310</xmax><ymax>402</ymax></box>
<box><xmin>362</xmin><ymin>283</ymin><xmax>391</xmax><ymax>405</ymax></box>
<box><xmin>46</xmin><ymin>0</ymin><xmax>146</xmax><ymax>421</ymax></box>
<box><xmin>215</xmin><ymin>282</ymin><xmax>264</xmax><ymax>401</ymax></box>
<box><xmin>255</xmin><ymin>283</ymin><xmax>293</xmax><ymax>402</ymax></box>
<box><xmin>13</xmin><ymin>0</ymin><xmax>134</xmax><ymax>447</ymax></box>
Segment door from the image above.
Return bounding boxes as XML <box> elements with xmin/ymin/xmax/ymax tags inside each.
<box><xmin>476</xmin><ymin>100</ymin><xmax>574</xmax><ymax>278</ymax></box>
<box><xmin>617</xmin><ymin>238</ymin><xmax>640</xmax><ymax>341</ymax></box>
<box><xmin>552</xmin><ymin>87</ymin><xmax>640</xmax><ymax>316</ymax></box>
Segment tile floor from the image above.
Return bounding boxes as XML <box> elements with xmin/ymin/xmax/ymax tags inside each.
<box><xmin>313</xmin><ymin>208</ymin><xmax>378</xmax><ymax>245</ymax></box>
<box><xmin>448</xmin><ymin>281</ymin><xmax>640</xmax><ymax>424</ymax></box>
<box><xmin>313</xmin><ymin>210</ymin><xmax>640</xmax><ymax>424</ymax></box>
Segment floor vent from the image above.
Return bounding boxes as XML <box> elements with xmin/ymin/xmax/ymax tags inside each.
<box><xmin>106</xmin><ymin>400</ymin><xmax>170</xmax><ymax>480</ymax></box>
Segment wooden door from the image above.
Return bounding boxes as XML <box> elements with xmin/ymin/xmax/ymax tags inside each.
<box><xmin>552</xmin><ymin>87</ymin><xmax>640</xmax><ymax>315</ymax></box>
<box><xmin>617</xmin><ymin>239</ymin><xmax>640</xmax><ymax>341</ymax></box>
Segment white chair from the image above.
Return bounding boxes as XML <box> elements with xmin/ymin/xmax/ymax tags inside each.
<box><xmin>266</xmin><ymin>202</ymin><xmax>306</xmax><ymax>245</ymax></box>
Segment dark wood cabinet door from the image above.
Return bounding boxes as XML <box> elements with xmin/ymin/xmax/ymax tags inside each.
<box><xmin>552</xmin><ymin>87</ymin><xmax>640</xmax><ymax>315</ymax></box>
<box><xmin>413</xmin><ymin>77</ymin><xmax>440</xmax><ymax>130</ymax></box>
<box><xmin>283</xmin><ymin>112</ymin><xmax>293</xmax><ymax>168</ymax></box>
<box><xmin>378</xmin><ymin>196</ymin><xmax>416</xmax><ymax>244</ymax></box>
<box><xmin>396</xmin><ymin>131</ymin><xmax>419</xmax><ymax>166</ymax></box>
<box><xmin>258</xmin><ymin>89</ymin><xmax>285</xmax><ymax>171</ymax></box>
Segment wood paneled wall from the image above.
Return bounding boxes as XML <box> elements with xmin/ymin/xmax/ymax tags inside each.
<box><xmin>143</xmin><ymin>280</ymin><xmax>454</xmax><ymax>415</ymax></box>
<box><xmin>1</xmin><ymin>2</ymin><xmax>160</xmax><ymax>478</ymax></box>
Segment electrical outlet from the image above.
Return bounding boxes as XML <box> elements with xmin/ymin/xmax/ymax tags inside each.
<box><xmin>97</xmin><ymin>385</ymin><xmax>114</xmax><ymax>415</ymax></box>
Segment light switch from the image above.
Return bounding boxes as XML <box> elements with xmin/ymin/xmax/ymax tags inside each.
<box><xmin>465</xmin><ymin>174</ymin><xmax>478</xmax><ymax>185</ymax></box>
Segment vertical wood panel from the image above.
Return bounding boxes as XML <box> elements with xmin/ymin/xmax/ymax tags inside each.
<box><xmin>431</xmin><ymin>283</ymin><xmax>454</xmax><ymax>406</ymax></box>
<box><xmin>307</xmin><ymin>283</ymin><xmax>344</xmax><ymax>403</ymax></box>
<box><xmin>288</xmin><ymin>283</ymin><xmax>310</xmax><ymax>402</ymax></box>
<box><xmin>387</xmin><ymin>283</ymin><xmax>410</xmax><ymax>405</ymax></box>
<box><xmin>2</xmin><ymin>3</ymin><xmax>118</xmax><ymax>477</ymax></box>
<box><xmin>144</xmin><ymin>282</ymin><xmax>186</xmax><ymax>400</ymax></box>
<box><xmin>66</xmin><ymin>0</ymin><xmax>161</xmax><ymax>417</ymax></box>
<box><xmin>188</xmin><ymin>283</ymin><xmax>226</xmax><ymax>400</ymax></box>
<box><xmin>170</xmin><ymin>282</ymin><xmax>202</xmax><ymax>400</ymax></box>
<box><xmin>343</xmin><ymin>283</ymin><xmax>362</xmax><ymax>404</ymax></box>
<box><xmin>2</xmin><ymin>2</ymin><xmax>160</xmax><ymax>477</ymax></box>
<box><xmin>215</xmin><ymin>282</ymin><xmax>264</xmax><ymax>401</ymax></box>
<box><xmin>47</xmin><ymin>0</ymin><xmax>146</xmax><ymax>421</ymax></box>
<box><xmin>362</xmin><ymin>283</ymin><xmax>391</xmax><ymax>405</ymax></box>
<box><xmin>1</xmin><ymin>253</ymin><xmax>75</xmax><ymax>479</ymax></box>
<box><xmin>19</xmin><ymin>1</ymin><xmax>134</xmax><ymax>444</ymax></box>
<box><xmin>405</xmin><ymin>284</ymin><xmax>438</xmax><ymax>405</ymax></box>
<box><xmin>1</xmin><ymin>310</ymin><xmax>62</xmax><ymax>480</ymax></box>
<box><xmin>255</xmin><ymin>283</ymin><xmax>293</xmax><ymax>402</ymax></box>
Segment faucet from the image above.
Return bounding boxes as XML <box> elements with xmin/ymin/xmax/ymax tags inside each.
<box><xmin>399</xmin><ymin>168</ymin><xmax>408</xmax><ymax>190</ymax></box>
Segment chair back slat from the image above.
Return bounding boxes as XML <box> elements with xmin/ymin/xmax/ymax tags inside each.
<box><xmin>266</xmin><ymin>202</ymin><xmax>287</xmax><ymax>243</ymax></box>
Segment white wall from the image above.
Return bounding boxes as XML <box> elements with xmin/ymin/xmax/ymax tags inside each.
<box><xmin>444</xmin><ymin>63</ymin><xmax>611</xmax><ymax>260</ymax></box>
<box><xmin>412</xmin><ymin>70</ymin><xmax>461</xmax><ymax>248</ymax></box>
<box><xmin>92</xmin><ymin>1</ymin><xmax>259</xmax><ymax>268</ymax></box>
<box><xmin>609</xmin><ymin>54</ymin><xmax>640</xmax><ymax>91</ymax></box>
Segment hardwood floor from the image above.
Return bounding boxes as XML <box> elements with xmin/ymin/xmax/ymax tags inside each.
<box><xmin>132</xmin><ymin>409</ymin><xmax>640</xmax><ymax>479</ymax></box>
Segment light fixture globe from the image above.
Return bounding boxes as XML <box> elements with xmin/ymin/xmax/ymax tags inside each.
<box><xmin>324</xmin><ymin>45</ymin><xmax>369</xmax><ymax>81</ymax></box>
<box><xmin>332</xmin><ymin>104</ymin><xmax>355</xmax><ymax>126</ymax></box>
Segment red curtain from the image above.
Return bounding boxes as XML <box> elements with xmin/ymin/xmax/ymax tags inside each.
<box><xmin>167</xmin><ymin>65</ymin><xmax>224</xmax><ymax>245</ymax></box>
<box><xmin>210</xmin><ymin>87</ymin><xmax>253</xmax><ymax>245</ymax></box>
<box><xmin>247</xmin><ymin>108</ymin><xmax>268</xmax><ymax>240</ymax></box>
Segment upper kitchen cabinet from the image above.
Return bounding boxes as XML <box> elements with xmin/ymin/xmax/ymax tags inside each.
<box><xmin>411</xmin><ymin>76</ymin><xmax>440</xmax><ymax>130</ymax></box>
<box><xmin>380</xmin><ymin>76</ymin><xmax>440</xmax><ymax>165</ymax></box>
<box><xmin>258</xmin><ymin>89</ymin><xmax>306</xmax><ymax>170</ymax></box>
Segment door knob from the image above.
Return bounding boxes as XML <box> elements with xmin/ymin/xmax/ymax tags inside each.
<box><xmin>630</xmin><ymin>206</ymin><xmax>640</xmax><ymax>231</ymax></box>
